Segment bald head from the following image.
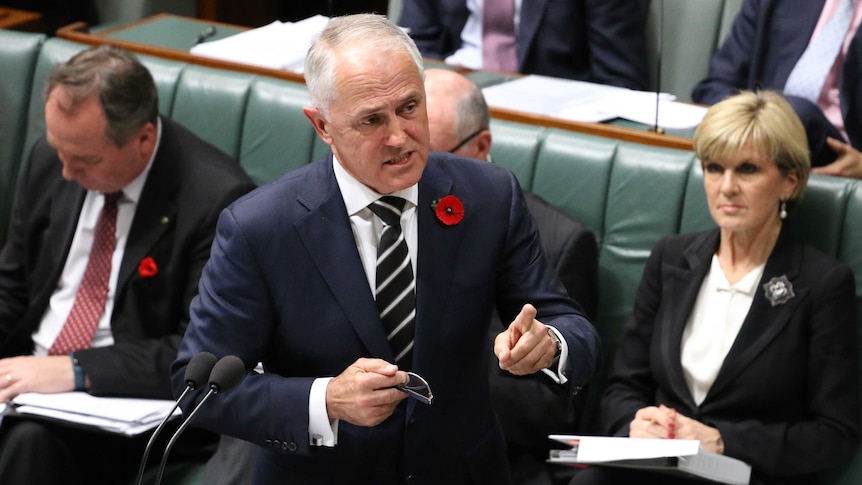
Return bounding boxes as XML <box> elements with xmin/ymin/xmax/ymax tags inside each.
<box><xmin>424</xmin><ymin>69</ymin><xmax>492</xmax><ymax>160</ymax></box>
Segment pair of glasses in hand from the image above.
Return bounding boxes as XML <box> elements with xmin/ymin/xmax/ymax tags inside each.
<box><xmin>395</xmin><ymin>371</ymin><xmax>433</xmax><ymax>405</ymax></box>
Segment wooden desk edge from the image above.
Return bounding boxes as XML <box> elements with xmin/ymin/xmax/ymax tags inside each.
<box><xmin>56</xmin><ymin>17</ymin><xmax>693</xmax><ymax>152</ymax></box>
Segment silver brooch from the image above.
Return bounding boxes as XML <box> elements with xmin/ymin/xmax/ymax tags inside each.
<box><xmin>762</xmin><ymin>275</ymin><xmax>795</xmax><ymax>307</ymax></box>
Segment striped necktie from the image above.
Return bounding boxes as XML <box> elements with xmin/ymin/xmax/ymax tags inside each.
<box><xmin>368</xmin><ymin>196</ymin><xmax>415</xmax><ymax>368</ymax></box>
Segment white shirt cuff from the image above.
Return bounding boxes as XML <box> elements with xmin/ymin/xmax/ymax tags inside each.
<box><xmin>309</xmin><ymin>377</ymin><xmax>338</xmax><ymax>446</ymax></box>
<box><xmin>540</xmin><ymin>327</ymin><xmax>569</xmax><ymax>385</ymax></box>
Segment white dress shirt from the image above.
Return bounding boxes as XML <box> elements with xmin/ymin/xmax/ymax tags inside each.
<box><xmin>445</xmin><ymin>0</ymin><xmax>523</xmax><ymax>69</ymax></box>
<box><xmin>681</xmin><ymin>255</ymin><xmax>764</xmax><ymax>406</ymax></box>
<box><xmin>32</xmin><ymin>119</ymin><xmax>161</xmax><ymax>355</ymax></box>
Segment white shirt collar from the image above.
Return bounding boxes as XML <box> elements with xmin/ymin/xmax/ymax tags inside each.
<box><xmin>331</xmin><ymin>154</ymin><xmax>419</xmax><ymax>214</ymax></box>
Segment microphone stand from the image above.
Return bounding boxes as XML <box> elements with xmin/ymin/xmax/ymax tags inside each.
<box><xmin>651</xmin><ymin>0</ymin><xmax>665</xmax><ymax>135</ymax></box>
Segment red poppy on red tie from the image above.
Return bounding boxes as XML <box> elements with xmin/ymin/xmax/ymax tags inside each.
<box><xmin>433</xmin><ymin>195</ymin><xmax>464</xmax><ymax>226</ymax></box>
<box><xmin>138</xmin><ymin>257</ymin><xmax>158</xmax><ymax>278</ymax></box>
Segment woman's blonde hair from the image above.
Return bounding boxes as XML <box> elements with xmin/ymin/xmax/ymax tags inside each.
<box><xmin>693</xmin><ymin>90</ymin><xmax>810</xmax><ymax>200</ymax></box>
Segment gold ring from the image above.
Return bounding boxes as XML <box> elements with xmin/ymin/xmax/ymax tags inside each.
<box><xmin>649</xmin><ymin>418</ymin><xmax>657</xmax><ymax>425</ymax></box>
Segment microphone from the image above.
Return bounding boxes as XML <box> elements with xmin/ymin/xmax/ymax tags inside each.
<box><xmin>153</xmin><ymin>355</ymin><xmax>246</xmax><ymax>485</ymax></box>
<box><xmin>650</xmin><ymin>0</ymin><xmax>666</xmax><ymax>135</ymax></box>
<box><xmin>134</xmin><ymin>351</ymin><xmax>216</xmax><ymax>485</ymax></box>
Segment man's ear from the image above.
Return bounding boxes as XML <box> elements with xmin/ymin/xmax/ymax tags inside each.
<box><xmin>303</xmin><ymin>106</ymin><xmax>333</xmax><ymax>145</ymax></box>
<box><xmin>475</xmin><ymin>130</ymin><xmax>492</xmax><ymax>161</ymax></box>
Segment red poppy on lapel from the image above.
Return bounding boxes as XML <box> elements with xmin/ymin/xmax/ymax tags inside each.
<box><xmin>432</xmin><ymin>195</ymin><xmax>465</xmax><ymax>226</ymax></box>
<box><xmin>138</xmin><ymin>257</ymin><xmax>158</xmax><ymax>278</ymax></box>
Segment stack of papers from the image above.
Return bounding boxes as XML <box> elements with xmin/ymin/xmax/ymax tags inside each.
<box><xmin>10</xmin><ymin>392</ymin><xmax>180</xmax><ymax>436</ymax></box>
<box><xmin>548</xmin><ymin>435</ymin><xmax>751</xmax><ymax>485</ymax></box>
<box><xmin>190</xmin><ymin>15</ymin><xmax>330</xmax><ymax>72</ymax></box>
<box><xmin>482</xmin><ymin>75</ymin><xmax>707</xmax><ymax>129</ymax></box>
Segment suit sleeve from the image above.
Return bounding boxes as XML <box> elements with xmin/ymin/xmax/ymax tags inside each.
<box><xmin>585</xmin><ymin>0</ymin><xmax>650</xmax><ymax>90</ymax></box>
<box><xmin>711</xmin><ymin>263</ymin><xmax>859</xmax><ymax>477</ymax></box>
<box><xmin>0</xmin><ymin>146</ymin><xmax>45</xmax><ymax>340</ymax></box>
<box><xmin>170</xmin><ymin>207</ymin><xmax>318</xmax><ymax>452</ymax></box>
<box><xmin>691</xmin><ymin>0</ymin><xmax>762</xmax><ymax>104</ymax></box>
<box><xmin>399</xmin><ymin>0</ymin><xmax>448</xmax><ymax>59</ymax></box>
<box><xmin>495</xmin><ymin>174</ymin><xmax>601</xmax><ymax>393</ymax></box>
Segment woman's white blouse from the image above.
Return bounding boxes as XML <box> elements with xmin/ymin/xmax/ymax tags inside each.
<box><xmin>681</xmin><ymin>255</ymin><xmax>765</xmax><ymax>405</ymax></box>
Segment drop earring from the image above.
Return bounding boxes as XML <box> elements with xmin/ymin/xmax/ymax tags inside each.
<box><xmin>779</xmin><ymin>200</ymin><xmax>787</xmax><ymax>220</ymax></box>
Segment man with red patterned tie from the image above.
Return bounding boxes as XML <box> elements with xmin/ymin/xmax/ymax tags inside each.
<box><xmin>0</xmin><ymin>44</ymin><xmax>254</xmax><ymax>484</ymax></box>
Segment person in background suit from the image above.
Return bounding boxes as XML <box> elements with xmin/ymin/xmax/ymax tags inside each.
<box><xmin>425</xmin><ymin>67</ymin><xmax>599</xmax><ymax>485</ymax></box>
<box><xmin>692</xmin><ymin>0</ymin><xmax>862</xmax><ymax>178</ymax></box>
<box><xmin>570</xmin><ymin>90</ymin><xmax>859</xmax><ymax>485</ymax></box>
<box><xmin>398</xmin><ymin>0</ymin><xmax>650</xmax><ymax>89</ymax></box>
<box><xmin>0</xmin><ymin>44</ymin><xmax>255</xmax><ymax>485</ymax></box>
<box><xmin>171</xmin><ymin>13</ymin><xmax>600</xmax><ymax>485</ymax></box>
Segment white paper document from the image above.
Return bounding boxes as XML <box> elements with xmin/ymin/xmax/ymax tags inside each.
<box><xmin>190</xmin><ymin>15</ymin><xmax>330</xmax><ymax>72</ymax></box>
<box><xmin>10</xmin><ymin>392</ymin><xmax>179</xmax><ymax>436</ymax></box>
<box><xmin>482</xmin><ymin>75</ymin><xmax>707</xmax><ymax>129</ymax></box>
<box><xmin>548</xmin><ymin>435</ymin><xmax>751</xmax><ymax>485</ymax></box>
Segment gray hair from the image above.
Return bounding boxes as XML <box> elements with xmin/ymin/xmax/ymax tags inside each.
<box><xmin>45</xmin><ymin>44</ymin><xmax>158</xmax><ymax>146</ymax></box>
<box><xmin>304</xmin><ymin>14</ymin><xmax>424</xmax><ymax>118</ymax></box>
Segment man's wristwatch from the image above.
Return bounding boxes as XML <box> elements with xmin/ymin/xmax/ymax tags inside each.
<box><xmin>547</xmin><ymin>327</ymin><xmax>563</xmax><ymax>358</ymax></box>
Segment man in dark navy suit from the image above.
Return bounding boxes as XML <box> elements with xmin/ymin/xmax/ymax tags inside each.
<box><xmin>173</xmin><ymin>13</ymin><xmax>599</xmax><ymax>485</ymax></box>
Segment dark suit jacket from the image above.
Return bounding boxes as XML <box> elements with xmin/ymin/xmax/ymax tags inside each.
<box><xmin>598</xmin><ymin>229</ymin><xmax>859</xmax><ymax>484</ymax></box>
<box><xmin>399</xmin><ymin>0</ymin><xmax>649</xmax><ymax>89</ymax></box>
<box><xmin>691</xmin><ymin>0</ymin><xmax>862</xmax><ymax>167</ymax></box>
<box><xmin>172</xmin><ymin>153</ymin><xmax>600</xmax><ymax>485</ymax></box>
<box><xmin>0</xmin><ymin>118</ymin><xmax>254</xmax><ymax>399</ymax></box>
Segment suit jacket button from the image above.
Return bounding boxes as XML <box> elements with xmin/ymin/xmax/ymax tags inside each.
<box><xmin>287</xmin><ymin>441</ymin><xmax>298</xmax><ymax>452</ymax></box>
<box><xmin>264</xmin><ymin>440</ymin><xmax>272</xmax><ymax>447</ymax></box>
<box><xmin>272</xmin><ymin>439</ymin><xmax>281</xmax><ymax>448</ymax></box>
<box><xmin>408</xmin><ymin>416</ymin><xmax>416</xmax><ymax>425</ymax></box>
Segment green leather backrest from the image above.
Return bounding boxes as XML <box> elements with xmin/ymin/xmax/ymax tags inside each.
<box><xmin>171</xmin><ymin>66</ymin><xmax>254</xmax><ymax>160</ymax></box>
<box><xmin>488</xmin><ymin>119</ymin><xmax>545</xmax><ymax>189</ymax></box>
<box><xmin>240</xmin><ymin>77</ymin><xmax>318</xmax><ymax>185</ymax></box>
<box><xmin>0</xmin><ymin>29</ymin><xmax>45</xmax><ymax>245</ymax></box>
<box><xmin>533</xmin><ymin>130</ymin><xmax>616</xmax><ymax>240</ymax></box>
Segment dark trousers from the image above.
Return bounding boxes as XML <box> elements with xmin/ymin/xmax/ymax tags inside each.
<box><xmin>0</xmin><ymin>415</ymin><xmax>216</xmax><ymax>485</ymax></box>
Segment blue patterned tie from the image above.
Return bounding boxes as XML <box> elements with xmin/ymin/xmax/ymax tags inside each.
<box><xmin>784</xmin><ymin>0</ymin><xmax>855</xmax><ymax>103</ymax></box>
<box><xmin>368</xmin><ymin>196</ymin><xmax>415</xmax><ymax>368</ymax></box>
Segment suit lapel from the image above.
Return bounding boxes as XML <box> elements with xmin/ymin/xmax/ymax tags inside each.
<box><xmin>117</xmin><ymin>120</ymin><xmax>178</xmax><ymax>295</ymax></box>
<box><xmin>707</xmin><ymin>231</ymin><xmax>803</xmax><ymax>399</ymax></box>
<box><xmin>661</xmin><ymin>231</ymin><xmax>717</xmax><ymax>407</ymax></box>
<box><xmin>35</xmin><ymin>182</ymin><xmax>86</xmax><ymax>307</ymax></box>
<box><xmin>295</xmin><ymin>158</ymin><xmax>394</xmax><ymax>361</ymax></box>
<box><xmin>414</xmin><ymin>160</ymin><xmax>465</xmax><ymax>375</ymax></box>
<box><xmin>517</xmin><ymin>0</ymin><xmax>550</xmax><ymax>70</ymax></box>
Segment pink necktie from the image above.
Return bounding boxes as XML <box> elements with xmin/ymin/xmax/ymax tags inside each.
<box><xmin>49</xmin><ymin>192</ymin><xmax>121</xmax><ymax>356</ymax></box>
<box><xmin>784</xmin><ymin>0</ymin><xmax>855</xmax><ymax>103</ymax></box>
<box><xmin>482</xmin><ymin>0</ymin><xmax>518</xmax><ymax>72</ymax></box>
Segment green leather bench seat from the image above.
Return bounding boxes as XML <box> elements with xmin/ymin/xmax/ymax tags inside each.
<box><xmin>3</xmin><ymin>29</ymin><xmax>862</xmax><ymax>485</ymax></box>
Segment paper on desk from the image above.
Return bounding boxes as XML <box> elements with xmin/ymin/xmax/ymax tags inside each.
<box><xmin>482</xmin><ymin>75</ymin><xmax>706</xmax><ymax>129</ymax></box>
<box><xmin>12</xmin><ymin>392</ymin><xmax>180</xmax><ymax>436</ymax></box>
<box><xmin>549</xmin><ymin>435</ymin><xmax>701</xmax><ymax>463</ymax></box>
<box><xmin>190</xmin><ymin>15</ymin><xmax>330</xmax><ymax>72</ymax></box>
